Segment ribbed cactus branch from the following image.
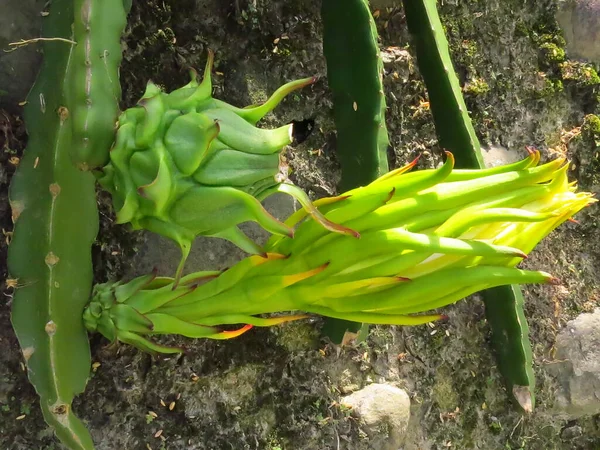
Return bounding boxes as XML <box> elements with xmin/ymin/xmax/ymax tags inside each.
<box><xmin>403</xmin><ymin>0</ymin><xmax>535</xmax><ymax>411</ymax></box>
<box><xmin>402</xmin><ymin>0</ymin><xmax>484</xmax><ymax>169</ymax></box>
<box><xmin>8</xmin><ymin>1</ymin><xmax>95</xmax><ymax>447</ymax></box>
<box><xmin>321</xmin><ymin>0</ymin><xmax>390</xmax><ymax>343</ymax></box>
<box><xmin>8</xmin><ymin>0</ymin><xmax>129</xmax><ymax>447</ymax></box>
<box><xmin>479</xmin><ymin>285</ymin><xmax>535</xmax><ymax>411</ymax></box>
<box><xmin>68</xmin><ymin>0</ymin><xmax>128</xmax><ymax>171</ymax></box>
<box><xmin>322</xmin><ymin>0</ymin><xmax>389</xmax><ymax>190</ymax></box>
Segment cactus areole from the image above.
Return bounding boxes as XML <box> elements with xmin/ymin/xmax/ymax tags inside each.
<box><xmin>99</xmin><ymin>52</ymin><xmax>355</xmax><ymax>282</ymax></box>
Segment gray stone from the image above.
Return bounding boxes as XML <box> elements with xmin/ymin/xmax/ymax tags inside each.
<box><xmin>548</xmin><ymin>308</ymin><xmax>600</xmax><ymax>417</ymax></box>
<box><xmin>341</xmin><ymin>383</ymin><xmax>411</xmax><ymax>450</ymax></box>
<box><xmin>0</xmin><ymin>0</ymin><xmax>46</xmax><ymax>108</ymax></box>
<box><xmin>557</xmin><ymin>0</ymin><xmax>600</xmax><ymax>63</ymax></box>
<box><xmin>561</xmin><ymin>425</ymin><xmax>583</xmax><ymax>440</ymax></box>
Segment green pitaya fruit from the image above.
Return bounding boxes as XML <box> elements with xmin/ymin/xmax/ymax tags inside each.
<box><xmin>84</xmin><ymin>152</ymin><xmax>596</xmax><ymax>354</ymax></box>
<box><xmin>99</xmin><ymin>52</ymin><xmax>356</xmax><ymax>282</ymax></box>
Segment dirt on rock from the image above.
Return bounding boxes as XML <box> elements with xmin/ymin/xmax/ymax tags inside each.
<box><xmin>1</xmin><ymin>0</ymin><xmax>599</xmax><ymax>449</ymax></box>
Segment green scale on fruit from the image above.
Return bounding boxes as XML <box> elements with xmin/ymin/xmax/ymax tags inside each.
<box><xmin>99</xmin><ymin>52</ymin><xmax>357</xmax><ymax>283</ymax></box>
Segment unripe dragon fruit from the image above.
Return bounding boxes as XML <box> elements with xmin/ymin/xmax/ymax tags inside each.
<box><xmin>84</xmin><ymin>151</ymin><xmax>596</xmax><ymax>353</ymax></box>
<box><xmin>99</xmin><ymin>52</ymin><xmax>356</xmax><ymax>282</ymax></box>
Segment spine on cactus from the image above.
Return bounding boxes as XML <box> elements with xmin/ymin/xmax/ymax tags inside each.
<box><xmin>8</xmin><ymin>1</ymin><xmax>96</xmax><ymax>447</ymax></box>
<box><xmin>83</xmin><ymin>154</ymin><xmax>595</xmax><ymax>356</ymax></box>
<box><xmin>8</xmin><ymin>0</ymin><xmax>129</xmax><ymax>448</ymax></box>
<box><xmin>321</xmin><ymin>0</ymin><xmax>390</xmax><ymax>343</ymax></box>
<box><xmin>67</xmin><ymin>0</ymin><xmax>129</xmax><ymax>171</ymax></box>
<box><xmin>403</xmin><ymin>0</ymin><xmax>535</xmax><ymax>411</ymax></box>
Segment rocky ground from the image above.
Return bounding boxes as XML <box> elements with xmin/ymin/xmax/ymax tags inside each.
<box><xmin>1</xmin><ymin>0</ymin><xmax>600</xmax><ymax>449</ymax></box>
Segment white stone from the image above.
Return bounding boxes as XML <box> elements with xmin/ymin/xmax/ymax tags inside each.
<box><xmin>341</xmin><ymin>383</ymin><xmax>411</xmax><ymax>450</ymax></box>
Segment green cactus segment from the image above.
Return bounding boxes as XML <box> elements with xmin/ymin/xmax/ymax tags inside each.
<box><xmin>7</xmin><ymin>0</ymin><xmax>97</xmax><ymax>448</ymax></box>
<box><xmin>321</xmin><ymin>0</ymin><xmax>390</xmax><ymax>342</ymax></box>
<box><xmin>67</xmin><ymin>0</ymin><xmax>129</xmax><ymax>171</ymax></box>
<box><xmin>84</xmin><ymin>155</ymin><xmax>594</xmax><ymax>355</ymax></box>
<box><xmin>322</xmin><ymin>0</ymin><xmax>389</xmax><ymax>191</ymax></box>
<box><xmin>480</xmin><ymin>285</ymin><xmax>536</xmax><ymax>412</ymax></box>
<box><xmin>99</xmin><ymin>53</ymin><xmax>352</xmax><ymax>283</ymax></box>
<box><xmin>402</xmin><ymin>0</ymin><xmax>537</xmax><ymax>410</ymax></box>
<box><xmin>402</xmin><ymin>0</ymin><xmax>483</xmax><ymax>168</ymax></box>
